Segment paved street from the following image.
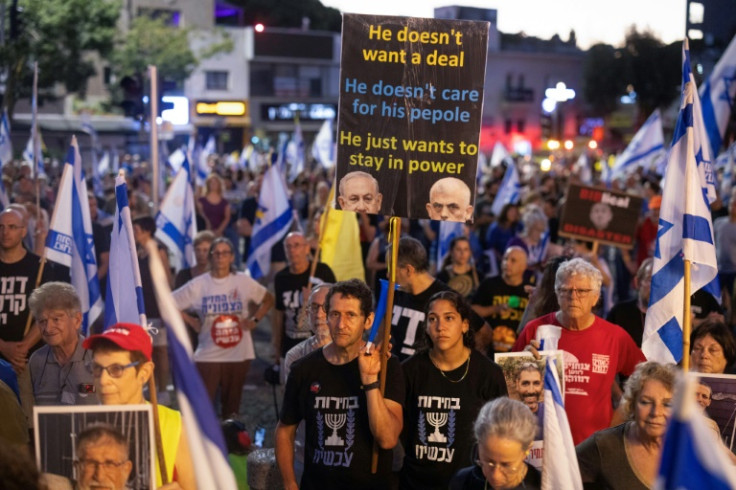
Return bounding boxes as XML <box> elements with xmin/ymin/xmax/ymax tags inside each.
<box><xmin>239</xmin><ymin>317</ymin><xmax>283</xmax><ymax>449</ymax></box>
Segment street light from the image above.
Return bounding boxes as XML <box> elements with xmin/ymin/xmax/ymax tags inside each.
<box><xmin>542</xmin><ymin>82</ymin><xmax>576</xmax><ymax>140</ymax></box>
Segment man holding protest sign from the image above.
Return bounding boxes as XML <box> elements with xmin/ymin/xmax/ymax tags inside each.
<box><xmin>275</xmin><ymin>279</ymin><xmax>404</xmax><ymax>490</ymax></box>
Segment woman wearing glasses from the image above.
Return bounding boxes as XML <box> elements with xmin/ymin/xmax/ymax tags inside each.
<box><xmin>400</xmin><ymin>290</ymin><xmax>507</xmax><ymax>489</ymax></box>
<box><xmin>172</xmin><ymin>237</ymin><xmax>274</xmax><ymax>418</ymax></box>
<box><xmin>449</xmin><ymin>397</ymin><xmax>540</xmax><ymax>489</ymax></box>
<box><xmin>512</xmin><ymin>258</ymin><xmax>645</xmax><ymax>445</ymax></box>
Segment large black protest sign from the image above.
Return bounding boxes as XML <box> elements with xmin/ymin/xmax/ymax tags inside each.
<box><xmin>559</xmin><ymin>183</ymin><xmax>643</xmax><ymax>248</ymax></box>
<box><xmin>336</xmin><ymin>14</ymin><xmax>489</xmax><ymax>221</ymax></box>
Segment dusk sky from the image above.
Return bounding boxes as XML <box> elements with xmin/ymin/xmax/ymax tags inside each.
<box><xmin>322</xmin><ymin>0</ymin><xmax>688</xmax><ymax>49</ymax></box>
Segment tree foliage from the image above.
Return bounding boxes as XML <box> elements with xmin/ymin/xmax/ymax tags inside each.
<box><xmin>582</xmin><ymin>27</ymin><xmax>681</xmax><ymax>119</ymax></box>
<box><xmin>110</xmin><ymin>15</ymin><xmax>198</xmax><ymax>84</ymax></box>
<box><xmin>109</xmin><ymin>15</ymin><xmax>233</xmax><ymax>86</ymax></box>
<box><xmin>235</xmin><ymin>0</ymin><xmax>341</xmax><ymax>32</ymax></box>
<box><xmin>582</xmin><ymin>43</ymin><xmax>625</xmax><ymax>116</ymax></box>
<box><xmin>0</xmin><ymin>0</ymin><xmax>120</xmax><ymax>119</ymax></box>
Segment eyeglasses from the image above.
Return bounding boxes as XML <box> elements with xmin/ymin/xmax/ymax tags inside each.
<box><xmin>309</xmin><ymin>303</ymin><xmax>325</xmax><ymax>314</ymax></box>
<box><xmin>474</xmin><ymin>458</ymin><xmax>522</xmax><ymax>475</ymax></box>
<box><xmin>211</xmin><ymin>251</ymin><xmax>233</xmax><ymax>257</ymax></box>
<box><xmin>87</xmin><ymin>361</ymin><xmax>140</xmax><ymax>378</ymax></box>
<box><xmin>555</xmin><ymin>287</ymin><xmax>594</xmax><ymax>297</ymax></box>
<box><xmin>327</xmin><ymin>311</ymin><xmax>363</xmax><ymax>324</ymax></box>
<box><xmin>76</xmin><ymin>458</ymin><xmax>128</xmax><ymax>472</ymax></box>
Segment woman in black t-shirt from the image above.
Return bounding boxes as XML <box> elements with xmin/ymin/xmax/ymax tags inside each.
<box><xmin>436</xmin><ymin>236</ymin><xmax>480</xmax><ymax>299</ymax></box>
<box><xmin>401</xmin><ymin>290</ymin><xmax>507</xmax><ymax>490</ymax></box>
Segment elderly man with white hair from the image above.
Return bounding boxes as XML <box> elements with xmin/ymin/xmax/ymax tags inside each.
<box><xmin>512</xmin><ymin>257</ymin><xmax>645</xmax><ymax>445</ymax></box>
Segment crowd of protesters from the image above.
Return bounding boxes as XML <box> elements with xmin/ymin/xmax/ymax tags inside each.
<box><xmin>2</xmin><ymin>143</ymin><xmax>736</xmax><ymax>489</ymax></box>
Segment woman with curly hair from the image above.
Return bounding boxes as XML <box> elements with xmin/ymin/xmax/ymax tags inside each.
<box><xmin>576</xmin><ymin>361</ymin><xmax>677</xmax><ymax>489</ymax></box>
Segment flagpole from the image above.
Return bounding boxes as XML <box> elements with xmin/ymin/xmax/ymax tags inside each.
<box><xmin>143</xmin><ymin>243</ymin><xmax>169</xmax><ymax>483</ymax></box>
<box><xmin>148</xmin><ymin>376</ymin><xmax>168</xmax><ymax>485</ymax></box>
<box><xmin>682</xmin><ymin>260</ymin><xmax>692</xmax><ymax>371</ymax></box>
<box><xmin>149</xmin><ymin>65</ymin><xmax>160</xmax><ymax>213</ymax></box>
<box><xmin>22</xmin><ymin>256</ymin><xmax>46</xmax><ymax>337</ymax></box>
<box><xmin>310</xmin><ymin>203</ymin><xmax>330</xmax><ymax>280</ymax></box>
<box><xmin>371</xmin><ymin>215</ymin><xmax>400</xmax><ymax>473</ymax></box>
<box><xmin>32</xmin><ymin>62</ymin><xmax>41</xmax><ymax>225</ymax></box>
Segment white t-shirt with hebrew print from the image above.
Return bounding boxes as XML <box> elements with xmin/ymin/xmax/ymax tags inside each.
<box><xmin>172</xmin><ymin>272</ymin><xmax>268</xmax><ymax>362</ymax></box>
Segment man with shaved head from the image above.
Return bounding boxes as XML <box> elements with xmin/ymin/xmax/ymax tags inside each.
<box><xmin>426</xmin><ymin>177</ymin><xmax>474</xmax><ymax>222</ymax></box>
<box><xmin>471</xmin><ymin>246</ymin><xmax>533</xmax><ymax>353</ymax></box>
<box><xmin>0</xmin><ymin>208</ymin><xmax>55</xmax><ymax>423</ymax></box>
<box><xmin>338</xmin><ymin>171</ymin><xmax>383</xmax><ymax>214</ymax></box>
<box><xmin>273</xmin><ymin>232</ymin><xmax>336</xmax><ymax>366</ymax></box>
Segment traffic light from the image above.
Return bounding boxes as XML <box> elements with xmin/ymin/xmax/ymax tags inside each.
<box><xmin>119</xmin><ymin>75</ymin><xmax>145</xmax><ymax>120</ymax></box>
<box><xmin>540</xmin><ymin>113</ymin><xmax>552</xmax><ymax>139</ymax></box>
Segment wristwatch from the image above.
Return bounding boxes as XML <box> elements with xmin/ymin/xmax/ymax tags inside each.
<box><xmin>362</xmin><ymin>381</ymin><xmax>380</xmax><ymax>391</ymax></box>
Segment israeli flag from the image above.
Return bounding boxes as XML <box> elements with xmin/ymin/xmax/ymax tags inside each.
<box><xmin>145</xmin><ymin>240</ymin><xmax>238</xmax><ymax>490</ymax></box>
<box><xmin>655</xmin><ymin>375</ymin><xmax>736</xmax><ymax>489</ymax></box>
<box><xmin>719</xmin><ymin>144</ymin><xmax>736</xmax><ymax>206</ymax></box>
<box><xmin>24</xmin><ymin>86</ymin><xmax>45</xmax><ymax>178</ymax></box>
<box><xmin>686</xmin><ymin>44</ymin><xmax>719</xmax><ymax>206</ymax></box>
<box><xmin>490</xmin><ymin>141</ymin><xmax>511</xmax><ymax>167</ymax></box>
<box><xmin>0</xmin><ymin>110</ymin><xmax>12</xmax><ymax>209</ymax></box>
<box><xmin>155</xmin><ymin>166</ymin><xmax>197</xmax><ymax>270</ymax></box>
<box><xmin>22</xmin><ymin>131</ymin><xmax>45</xmax><ymax>178</ymax></box>
<box><xmin>44</xmin><ymin>136</ymin><xmax>102</xmax><ymax>334</ymax></box>
<box><xmin>576</xmin><ymin>152</ymin><xmax>593</xmax><ymax>185</ymax></box>
<box><xmin>491</xmin><ymin>161</ymin><xmax>521</xmax><ymax>216</ymax></box>
<box><xmin>196</xmin><ymin>135</ymin><xmax>215</xmax><ymax>186</ymax></box>
<box><xmin>699</xmin><ymin>33</ymin><xmax>736</xmax><ymax>157</ymax></box>
<box><xmin>238</xmin><ymin>144</ymin><xmax>252</xmax><ymax>171</ymax></box>
<box><xmin>642</xmin><ymin>40</ymin><xmax>719</xmax><ymax>363</ymax></box>
<box><xmin>312</xmin><ymin>118</ymin><xmax>335</xmax><ymax>169</ymax></box>
<box><xmin>167</xmin><ymin>147</ymin><xmax>187</xmax><ymax>174</ymax></box>
<box><xmin>542</xmin><ymin>357</ymin><xmax>583</xmax><ymax>490</ymax></box>
<box><xmin>246</xmin><ymin>164</ymin><xmax>293</xmax><ymax>279</ymax></box>
<box><xmin>437</xmin><ymin>221</ymin><xmax>463</xmax><ymax>270</ymax></box>
<box><xmin>105</xmin><ymin>174</ymin><xmax>146</xmax><ymax>328</ymax></box>
<box><xmin>286</xmin><ymin>120</ymin><xmax>305</xmax><ymax>182</ymax></box>
<box><xmin>612</xmin><ymin>108</ymin><xmax>666</xmax><ymax>178</ymax></box>
<box><xmin>97</xmin><ymin>151</ymin><xmax>111</xmax><ymax>176</ymax></box>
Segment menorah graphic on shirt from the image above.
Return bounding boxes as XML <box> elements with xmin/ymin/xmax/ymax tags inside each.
<box><xmin>325</xmin><ymin>413</ymin><xmax>347</xmax><ymax>446</ymax></box>
<box><xmin>426</xmin><ymin>412</ymin><xmax>448</xmax><ymax>443</ymax></box>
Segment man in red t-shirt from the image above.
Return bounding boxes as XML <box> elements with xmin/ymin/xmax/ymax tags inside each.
<box><xmin>513</xmin><ymin>258</ymin><xmax>645</xmax><ymax>444</ymax></box>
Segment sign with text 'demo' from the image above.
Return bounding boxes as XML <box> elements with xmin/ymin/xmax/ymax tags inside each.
<box><xmin>336</xmin><ymin>14</ymin><xmax>489</xmax><ymax>221</ymax></box>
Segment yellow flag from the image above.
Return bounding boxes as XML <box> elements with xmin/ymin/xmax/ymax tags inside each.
<box><xmin>319</xmin><ymin>188</ymin><xmax>365</xmax><ymax>282</ymax></box>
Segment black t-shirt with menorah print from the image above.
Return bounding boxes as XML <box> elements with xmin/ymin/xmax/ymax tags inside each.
<box><xmin>280</xmin><ymin>347</ymin><xmax>405</xmax><ymax>490</ymax></box>
<box><xmin>400</xmin><ymin>349</ymin><xmax>507</xmax><ymax>490</ymax></box>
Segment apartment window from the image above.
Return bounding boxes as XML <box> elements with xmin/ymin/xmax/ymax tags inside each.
<box><xmin>206</xmin><ymin>71</ymin><xmax>229</xmax><ymax>91</ymax></box>
<box><xmin>504</xmin><ymin>118</ymin><xmax>513</xmax><ymax>134</ymax></box>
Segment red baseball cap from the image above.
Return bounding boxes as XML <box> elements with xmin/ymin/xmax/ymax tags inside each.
<box><xmin>83</xmin><ymin>323</ymin><xmax>153</xmax><ymax>361</ymax></box>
